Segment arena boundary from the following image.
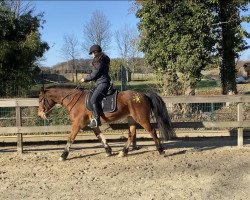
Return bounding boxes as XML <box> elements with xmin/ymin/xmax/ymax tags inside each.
<box><xmin>1</xmin><ymin>95</ymin><xmax>250</xmax><ymax>153</ymax></box>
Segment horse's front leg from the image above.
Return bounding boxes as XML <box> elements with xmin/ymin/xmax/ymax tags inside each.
<box><xmin>59</xmin><ymin>123</ymin><xmax>81</xmax><ymax>161</ymax></box>
<box><xmin>92</xmin><ymin>127</ymin><xmax>112</xmax><ymax>157</ymax></box>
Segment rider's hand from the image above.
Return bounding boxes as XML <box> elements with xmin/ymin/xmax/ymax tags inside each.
<box><xmin>80</xmin><ymin>78</ymin><xmax>85</xmax><ymax>83</ymax></box>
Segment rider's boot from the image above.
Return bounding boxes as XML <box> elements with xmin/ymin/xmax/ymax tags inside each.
<box><xmin>88</xmin><ymin>103</ymin><xmax>101</xmax><ymax>128</ymax></box>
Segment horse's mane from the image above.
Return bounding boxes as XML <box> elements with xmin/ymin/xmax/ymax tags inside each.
<box><xmin>45</xmin><ymin>84</ymin><xmax>85</xmax><ymax>90</ymax></box>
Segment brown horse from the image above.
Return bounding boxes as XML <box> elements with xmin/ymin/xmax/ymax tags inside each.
<box><xmin>37</xmin><ymin>85</ymin><xmax>175</xmax><ymax>161</ymax></box>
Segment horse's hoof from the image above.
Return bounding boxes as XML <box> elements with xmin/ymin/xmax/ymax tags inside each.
<box><xmin>118</xmin><ymin>151</ymin><xmax>126</xmax><ymax>157</ymax></box>
<box><xmin>105</xmin><ymin>147</ymin><xmax>112</xmax><ymax>157</ymax></box>
<box><xmin>106</xmin><ymin>153</ymin><xmax>112</xmax><ymax>157</ymax></box>
<box><xmin>59</xmin><ymin>157</ymin><xmax>66</xmax><ymax>161</ymax></box>
<box><xmin>132</xmin><ymin>146</ymin><xmax>141</xmax><ymax>151</ymax></box>
<box><xmin>159</xmin><ymin>150</ymin><xmax>165</xmax><ymax>156</ymax></box>
<box><xmin>60</xmin><ymin>151</ymin><xmax>69</xmax><ymax>161</ymax></box>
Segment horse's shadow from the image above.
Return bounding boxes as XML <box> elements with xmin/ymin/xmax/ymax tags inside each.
<box><xmin>164</xmin><ymin>150</ymin><xmax>188</xmax><ymax>157</ymax></box>
<box><xmin>67</xmin><ymin>152</ymin><xmax>102</xmax><ymax>160</ymax></box>
<box><xmin>1</xmin><ymin>137</ymin><xmax>249</xmax><ymax>158</ymax></box>
<box><xmin>163</xmin><ymin>136</ymin><xmax>250</xmax><ymax>152</ymax></box>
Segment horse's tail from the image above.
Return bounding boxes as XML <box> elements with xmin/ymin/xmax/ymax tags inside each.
<box><xmin>146</xmin><ymin>92</ymin><xmax>175</xmax><ymax>141</ymax></box>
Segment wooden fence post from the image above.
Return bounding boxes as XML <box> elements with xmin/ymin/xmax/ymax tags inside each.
<box><xmin>237</xmin><ymin>102</ymin><xmax>243</xmax><ymax>147</ymax></box>
<box><xmin>16</xmin><ymin>101</ymin><xmax>23</xmax><ymax>154</ymax></box>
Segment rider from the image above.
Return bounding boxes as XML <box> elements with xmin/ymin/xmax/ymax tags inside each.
<box><xmin>81</xmin><ymin>44</ymin><xmax>111</xmax><ymax>128</ymax></box>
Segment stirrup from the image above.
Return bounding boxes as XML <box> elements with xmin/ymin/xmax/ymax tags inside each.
<box><xmin>88</xmin><ymin>118</ymin><xmax>100</xmax><ymax>128</ymax></box>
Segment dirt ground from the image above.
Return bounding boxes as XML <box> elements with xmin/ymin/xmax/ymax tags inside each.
<box><xmin>0</xmin><ymin>137</ymin><xmax>250</xmax><ymax>200</ymax></box>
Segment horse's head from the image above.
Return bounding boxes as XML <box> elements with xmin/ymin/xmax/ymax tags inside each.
<box><xmin>38</xmin><ymin>88</ymin><xmax>56</xmax><ymax>119</ymax></box>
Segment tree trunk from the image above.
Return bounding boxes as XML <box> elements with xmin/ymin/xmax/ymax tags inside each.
<box><xmin>218</xmin><ymin>0</ymin><xmax>238</xmax><ymax>95</ymax></box>
<box><xmin>162</xmin><ymin>69</ymin><xmax>180</xmax><ymax>96</ymax></box>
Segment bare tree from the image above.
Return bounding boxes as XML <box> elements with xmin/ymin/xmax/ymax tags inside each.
<box><xmin>2</xmin><ymin>0</ymin><xmax>35</xmax><ymax>18</ymax></box>
<box><xmin>82</xmin><ymin>10</ymin><xmax>112</xmax><ymax>54</ymax></box>
<box><xmin>60</xmin><ymin>33</ymin><xmax>81</xmax><ymax>82</ymax></box>
<box><xmin>115</xmin><ymin>25</ymin><xmax>141</xmax><ymax>77</ymax></box>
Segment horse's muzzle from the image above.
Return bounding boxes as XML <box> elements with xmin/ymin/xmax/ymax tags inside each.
<box><xmin>38</xmin><ymin>110</ymin><xmax>47</xmax><ymax>119</ymax></box>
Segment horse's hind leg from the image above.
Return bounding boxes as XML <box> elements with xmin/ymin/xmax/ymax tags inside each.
<box><xmin>92</xmin><ymin>127</ymin><xmax>112</xmax><ymax>157</ymax></box>
<box><xmin>139</xmin><ymin>121</ymin><xmax>164</xmax><ymax>155</ymax></box>
<box><xmin>129</xmin><ymin>117</ymin><xmax>139</xmax><ymax>151</ymax></box>
<box><xmin>118</xmin><ymin>117</ymin><xmax>137</xmax><ymax>157</ymax></box>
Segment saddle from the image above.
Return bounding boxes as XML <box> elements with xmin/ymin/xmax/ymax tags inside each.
<box><xmin>85</xmin><ymin>86</ymin><xmax>118</xmax><ymax>113</ymax></box>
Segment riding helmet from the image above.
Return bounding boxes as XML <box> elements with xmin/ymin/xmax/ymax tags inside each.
<box><xmin>89</xmin><ymin>44</ymin><xmax>102</xmax><ymax>55</ymax></box>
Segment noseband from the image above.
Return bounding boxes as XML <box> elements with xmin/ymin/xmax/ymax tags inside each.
<box><xmin>39</xmin><ymin>95</ymin><xmax>54</xmax><ymax>118</ymax></box>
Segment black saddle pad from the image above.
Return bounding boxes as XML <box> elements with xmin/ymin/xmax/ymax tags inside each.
<box><xmin>85</xmin><ymin>90</ymin><xmax>118</xmax><ymax>113</ymax></box>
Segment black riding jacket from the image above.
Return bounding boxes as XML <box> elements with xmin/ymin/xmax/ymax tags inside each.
<box><xmin>84</xmin><ymin>53</ymin><xmax>111</xmax><ymax>85</ymax></box>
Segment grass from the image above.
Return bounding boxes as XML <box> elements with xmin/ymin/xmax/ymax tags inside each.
<box><xmin>113</xmin><ymin>80</ymin><xmax>159</xmax><ymax>93</ymax></box>
<box><xmin>196</xmin><ymin>79</ymin><xmax>221</xmax><ymax>95</ymax></box>
<box><xmin>197</xmin><ymin>79</ymin><xmax>220</xmax><ymax>89</ymax></box>
<box><xmin>29</xmin><ymin>68</ymin><xmax>224</xmax><ymax>97</ymax></box>
<box><xmin>29</xmin><ymin>80</ymin><xmax>160</xmax><ymax>97</ymax></box>
<box><xmin>30</xmin><ymin>79</ymin><xmax>222</xmax><ymax>97</ymax></box>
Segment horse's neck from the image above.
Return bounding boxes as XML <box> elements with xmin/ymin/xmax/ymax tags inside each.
<box><xmin>48</xmin><ymin>89</ymin><xmax>72</xmax><ymax>105</ymax></box>
<box><xmin>57</xmin><ymin>88</ymin><xmax>83</xmax><ymax>108</ymax></box>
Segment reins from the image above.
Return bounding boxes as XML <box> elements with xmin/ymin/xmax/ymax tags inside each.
<box><xmin>41</xmin><ymin>86</ymin><xmax>84</xmax><ymax>116</ymax></box>
<box><xmin>60</xmin><ymin>87</ymin><xmax>81</xmax><ymax>105</ymax></box>
<box><xmin>64</xmin><ymin>90</ymin><xmax>84</xmax><ymax>112</ymax></box>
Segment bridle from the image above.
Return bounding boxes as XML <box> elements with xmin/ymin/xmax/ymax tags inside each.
<box><xmin>39</xmin><ymin>94</ymin><xmax>54</xmax><ymax>119</ymax></box>
<box><xmin>39</xmin><ymin>87</ymin><xmax>83</xmax><ymax>118</ymax></box>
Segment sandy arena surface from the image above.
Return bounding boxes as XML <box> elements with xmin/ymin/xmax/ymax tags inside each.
<box><xmin>0</xmin><ymin>137</ymin><xmax>250</xmax><ymax>200</ymax></box>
